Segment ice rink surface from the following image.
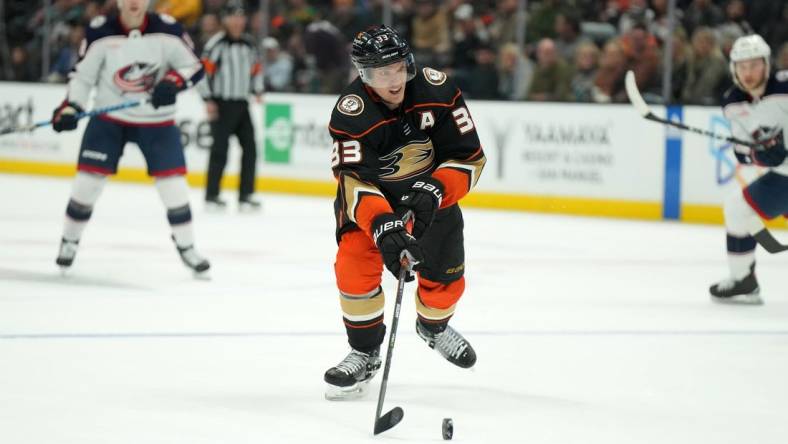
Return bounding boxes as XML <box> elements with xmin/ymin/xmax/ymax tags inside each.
<box><xmin>1</xmin><ymin>173</ymin><xmax>787</xmax><ymax>444</ymax></box>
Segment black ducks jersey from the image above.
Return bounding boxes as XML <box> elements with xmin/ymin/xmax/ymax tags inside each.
<box><xmin>329</xmin><ymin>67</ymin><xmax>486</xmax><ymax>239</ymax></box>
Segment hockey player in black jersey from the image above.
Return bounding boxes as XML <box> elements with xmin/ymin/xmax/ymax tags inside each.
<box><xmin>323</xmin><ymin>25</ymin><xmax>486</xmax><ymax>400</ymax></box>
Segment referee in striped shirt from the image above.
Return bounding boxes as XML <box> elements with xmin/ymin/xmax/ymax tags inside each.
<box><xmin>198</xmin><ymin>3</ymin><xmax>263</xmax><ymax>211</ymax></box>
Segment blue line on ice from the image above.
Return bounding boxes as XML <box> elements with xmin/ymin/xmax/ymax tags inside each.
<box><xmin>2</xmin><ymin>329</ymin><xmax>788</xmax><ymax>340</ymax></box>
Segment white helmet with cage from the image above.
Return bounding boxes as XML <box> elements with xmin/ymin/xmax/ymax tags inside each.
<box><xmin>729</xmin><ymin>34</ymin><xmax>771</xmax><ymax>89</ymax></box>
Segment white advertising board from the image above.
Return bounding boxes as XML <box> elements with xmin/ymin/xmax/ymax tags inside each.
<box><xmin>470</xmin><ymin>101</ymin><xmax>665</xmax><ymax>199</ymax></box>
<box><xmin>0</xmin><ymin>83</ymin><xmax>666</xmax><ymax>201</ymax></box>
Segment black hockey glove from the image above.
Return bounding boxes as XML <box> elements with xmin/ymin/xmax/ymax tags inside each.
<box><xmin>151</xmin><ymin>71</ymin><xmax>185</xmax><ymax>109</ymax></box>
<box><xmin>394</xmin><ymin>177</ymin><xmax>444</xmax><ymax>239</ymax></box>
<box><xmin>51</xmin><ymin>101</ymin><xmax>84</xmax><ymax>132</ymax></box>
<box><xmin>372</xmin><ymin>213</ymin><xmax>424</xmax><ymax>281</ymax></box>
<box><xmin>751</xmin><ymin>128</ymin><xmax>787</xmax><ymax>167</ymax></box>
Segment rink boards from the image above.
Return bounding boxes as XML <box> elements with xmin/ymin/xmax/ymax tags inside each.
<box><xmin>0</xmin><ymin>81</ymin><xmax>783</xmax><ymax>228</ymax></box>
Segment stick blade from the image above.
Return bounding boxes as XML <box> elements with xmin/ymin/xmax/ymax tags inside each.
<box><xmin>374</xmin><ymin>407</ymin><xmax>404</xmax><ymax>435</ymax></box>
<box><xmin>753</xmin><ymin>229</ymin><xmax>788</xmax><ymax>254</ymax></box>
<box><xmin>624</xmin><ymin>70</ymin><xmax>651</xmax><ymax>117</ymax></box>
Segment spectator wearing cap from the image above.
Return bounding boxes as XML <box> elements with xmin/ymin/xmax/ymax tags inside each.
<box><xmin>681</xmin><ymin>27</ymin><xmax>728</xmax><ymax>106</ymax></box>
<box><xmin>527</xmin><ymin>38</ymin><xmax>572</xmax><ymax>102</ymax></box>
<box><xmin>198</xmin><ymin>4</ymin><xmax>264</xmax><ymax>211</ymax></box>
<box><xmin>452</xmin><ymin>4</ymin><xmax>488</xmax><ymax>72</ymax></box>
<box><xmin>263</xmin><ymin>37</ymin><xmax>294</xmax><ymax>92</ymax></box>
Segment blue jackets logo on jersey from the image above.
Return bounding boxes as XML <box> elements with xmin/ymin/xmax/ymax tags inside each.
<box><xmin>113</xmin><ymin>63</ymin><xmax>159</xmax><ymax>92</ymax></box>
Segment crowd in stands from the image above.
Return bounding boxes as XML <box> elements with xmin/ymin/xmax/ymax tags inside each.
<box><xmin>3</xmin><ymin>0</ymin><xmax>788</xmax><ymax>104</ymax></box>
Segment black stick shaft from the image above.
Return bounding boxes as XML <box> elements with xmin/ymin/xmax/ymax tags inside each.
<box><xmin>374</xmin><ymin>267</ymin><xmax>408</xmax><ymax>423</ymax></box>
<box><xmin>644</xmin><ymin>113</ymin><xmax>757</xmax><ymax>148</ymax></box>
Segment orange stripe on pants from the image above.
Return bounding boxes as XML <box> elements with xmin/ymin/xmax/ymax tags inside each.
<box><xmin>335</xmin><ymin>228</ymin><xmax>383</xmax><ymax>295</ymax></box>
<box><xmin>417</xmin><ymin>275</ymin><xmax>465</xmax><ymax>310</ymax></box>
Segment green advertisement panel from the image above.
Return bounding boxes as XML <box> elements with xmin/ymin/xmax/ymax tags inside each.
<box><xmin>264</xmin><ymin>103</ymin><xmax>293</xmax><ymax>164</ymax></box>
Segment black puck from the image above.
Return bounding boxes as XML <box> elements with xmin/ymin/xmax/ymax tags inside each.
<box><xmin>442</xmin><ymin>418</ymin><xmax>453</xmax><ymax>440</ymax></box>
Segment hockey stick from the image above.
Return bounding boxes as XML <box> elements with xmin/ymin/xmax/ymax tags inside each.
<box><xmin>753</xmin><ymin>229</ymin><xmax>788</xmax><ymax>254</ymax></box>
<box><xmin>372</xmin><ymin>261</ymin><xmax>408</xmax><ymax>435</ymax></box>
<box><xmin>373</xmin><ymin>212</ymin><xmax>415</xmax><ymax>435</ymax></box>
<box><xmin>0</xmin><ymin>99</ymin><xmax>147</xmax><ymax>136</ymax></box>
<box><xmin>624</xmin><ymin>70</ymin><xmax>758</xmax><ymax>148</ymax></box>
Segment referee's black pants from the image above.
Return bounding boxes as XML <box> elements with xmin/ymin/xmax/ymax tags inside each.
<box><xmin>206</xmin><ymin>99</ymin><xmax>257</xmax><ymax>200</ymax></box>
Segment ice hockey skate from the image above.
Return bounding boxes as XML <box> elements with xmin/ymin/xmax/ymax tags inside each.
<box><xmin>416</xmin><ymin>320</ymin><xmax>477</xmax><ymax>368</ymax></box>
<box><xmin>710</xmin><ymin>265</ymin><xmax>761</xmax><ymax>305</ymax></box>
<box><xmin>174</xmin><ymin>241</ymin><xmax>211</xmax><ymax>279</ymax></box>
<box><xmin>324</xmin><ymin>348</ymin><xmax>381</xmax><ymax>400</ymax></box>
<box><xmin>55</xmin><ymin>238</ymin><xmax>79</xmax><ymax>272</ymax></box>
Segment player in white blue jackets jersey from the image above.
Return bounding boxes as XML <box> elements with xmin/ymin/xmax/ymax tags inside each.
<box><xmin>51</xmin><ymin>0</ymin><xmax>210</xmax><ymax>277</ymax></box>
<box><xmin>710</xmin><ymin>34</ymin><xmax>788</xmax><ymax>304</ymax></box>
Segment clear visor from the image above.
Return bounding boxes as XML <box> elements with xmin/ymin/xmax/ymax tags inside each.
<box><xmin>359</xmin><ymin>55</ymin><xmax>416</xmax><ymax>89</ymax></box>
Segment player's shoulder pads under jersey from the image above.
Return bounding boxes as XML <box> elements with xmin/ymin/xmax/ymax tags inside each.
<box><xmin>722</xmin><ymin>85</ymin><xmax>750</xmax><ymax>108</ymax></box>
<box><xmin>329</xmin><ymin>78</ymin><xmax>387</xmax><ymax>139</ymax></box>
<box><xmin>764</xmin><ymin>71</ymin><xmax>788</xmax><ymax>96</ymax></box>
<box><xmin>82</xmin><ymin>15</ymin><xmax>123</xmax><ymax>54</ymax></box>
<box><xmin>146</xmin><ymin>13</ymin><xmax>185</xmax><ymax>37</ymax></box>
<box><xmin>409</xmin><ymin>66</ymin><xmax>461</xmax><ymax>108</ymax></box>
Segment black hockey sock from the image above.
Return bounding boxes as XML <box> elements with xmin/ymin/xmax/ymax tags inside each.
<box><xmin>417</xmin><ymin>316</ymin><xmax>448</xmax><ymax>334</ymax></box>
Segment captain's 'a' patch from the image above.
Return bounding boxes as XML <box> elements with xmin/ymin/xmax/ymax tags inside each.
<box><xmin>337</xmin><ymin>94</ymin><xmax>365</xmax><ymax>116</ymax></box>
<box><xmin>423</xmin><ymin>67</ymin><xmax>447</xmax><ymax>86</ymax></box>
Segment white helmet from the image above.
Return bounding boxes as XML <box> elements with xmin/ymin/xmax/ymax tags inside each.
<box><xmin>729</xmin><ymin>34</ymin><xmax>771</xmax><ymax>89</ymax></box>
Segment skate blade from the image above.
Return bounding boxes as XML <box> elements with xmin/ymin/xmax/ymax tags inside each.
<box><xmin>711</xmin><ymin>293</ymin><xmax>763</xmax><ymax>305</ymax></box>
<box><xmin>58</xmin><ymin>266</ymin><xmax>72</xmax><ymax>277</ymax></box>
<box><xmin>193</xmin><ymin>269</ymin><xmax>212</xmax><ymax>281</ymax></box>
<box><xmin>324</xmin><ymin>380</ymin><xmax>371</xmax><ymax>401</ymax></box>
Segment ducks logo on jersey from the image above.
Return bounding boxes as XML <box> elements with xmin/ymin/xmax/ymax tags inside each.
<box><xmin>379</xmin><ymin>139</ymin><xmax>435</xmax><ymax>181</ymax></box>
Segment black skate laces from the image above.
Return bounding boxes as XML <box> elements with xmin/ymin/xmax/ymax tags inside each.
<box><xmin>433</xmin><ymin>327</ymin><xmax>469</xmax><ymax>360</ymax></box>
